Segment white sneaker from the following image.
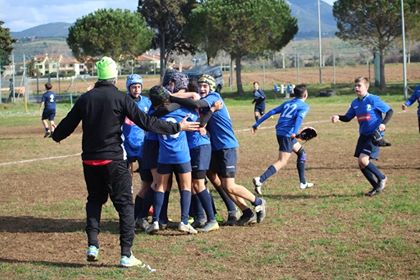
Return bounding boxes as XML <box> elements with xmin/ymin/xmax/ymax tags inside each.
<box><xmin>120</xmin><ymin>254</ymin><xmax>157</xmax><ymax>272</ymax></box>
<box><xmin>378</xmin><ymin>176</ymin><xmax>387</xmax><ymax>192</ymax></box>
<box><xmin>300</xmin><ymin>182</ymin><xmax>314</xmax><ymax>190</ymax></box>
<box><xmin>197</xmin><ymin>220</ymin><xmax>220</xmax><ymax>233</ymax></box>
<box><xmin>253</xmin><ymin>177</ymin><xmax>263</xmax><ymax>195</ymax></box>
<box><xmin>145</xmin><ymin>221</ymin><xmax>159</xmax><ymax>234</ymax></box>
<box><xmin>120</xmin><ymin>254</ymin><xmax>143</xmax><ymax>267</ymax></box>
<box><xmin>86</xmin><ymin>245</ymin><xmax>99</xmax><ymax>262</ymax></box>
<box><xmin>178</xmin><ymin>222</ymin><xmax>198</xmax><ymax>234</ymax></box>
<box><xmin>255</xmin><ymin>198</ymin><xmax>267</xmax><ymax>223</ymax></box>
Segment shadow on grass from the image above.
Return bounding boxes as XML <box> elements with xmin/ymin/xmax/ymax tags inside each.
<box><xmin>0</xmin><ymin>216</ymin><xmax>119</xmax><ymax>234</ymax></box>
<box><xmin>265</xmin><ymin>192</ymin><xmax>362</xmax><ymax>200</ymax></box>
<box><xmin>306</xmin><ymin>165</ymin><xmax>420</xmax><ymax>171</ymax></box>
<box><xmin>0</xmin><ymin>257</ymin><xmax>117</xmax><ymax>268</ymax></box>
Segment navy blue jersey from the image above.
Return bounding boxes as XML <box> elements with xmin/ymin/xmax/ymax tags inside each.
<box><xmin>158</xmin><ymin>107</ymin><xmax>198</xmax><ymax>164</ymax></box>
<box><xmin>253</xmin><ymin>98</ymin><xmax>309</xmax><ymax>137</ymax></box>
<box><xmin>122</xmin><ymin>95</ymin><xmax>152</xmax><ymax>159</ymax></box>
<box><xmin>253</xmin><ymin>89</ymin><xmax>266</xmax><ymax>105</ymax></box>
<box><xmin>41</xmin><ymin>91</ymin><xmax>56</xmax><ymax>111</ymax></box>
<box><xmin>344</xmin><ymin>93</ymin><xmax>391</xmax><ymax>135</ymax></box>
<box><xmin>404</xmin><ymin>85</ymin><xmax>420</xmax><ymax>117</ymax></box>
<box><xmin>201</xmin><ymin>92</ymin><xmax>239</xmax><ymax>151</ymax></box>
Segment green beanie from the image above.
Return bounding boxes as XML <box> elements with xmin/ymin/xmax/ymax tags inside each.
<box><xmin>96</xmin><ymin>56</ymin><xmax>118</xmax><ymax>80</ymax></box>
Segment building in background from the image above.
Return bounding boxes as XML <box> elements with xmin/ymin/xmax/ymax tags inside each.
<box><xmin>29</xmin><ymin>54</ymin><xmax>87</xmax><ymax>77</ymax></box>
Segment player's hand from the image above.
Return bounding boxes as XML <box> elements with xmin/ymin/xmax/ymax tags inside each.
<box><xmin>378</xmin><ymin>123</ymin><xmax>386</xmax><ymax>132</ymax></box>
<box><xmin>199</xmin><ymin>127</ymin><xmax>207</xmax><ymax>136</ymax></box>
<box><xmin>402</xmin><ymin>104</ymin><xmax>407</xmax><ymax>111</ymax></box>
<box><xmin>291</xmin><ymin>133</ymin><xmax>296</xmax><ymax>139</ymax></box>
<box><xmin>212</xmin><ymin>100</ymin><xmax>223</xmax><ymax>111</ymax></box>
<box><xmin>191</xmin><ymin>92</ymin><xmax>201</xmax><ymax>101</ymax></box>
<box><xmin>331</xmin><ymin>115</ymin><xmax>339</xmax><ymax>123</ymax></box>
<box><xmin>179</xmin><ymin>115</ymin><xmax>200</xmax><ymax>131</ymax></box>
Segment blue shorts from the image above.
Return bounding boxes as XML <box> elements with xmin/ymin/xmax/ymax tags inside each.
<box><xmin>127</xmin><ymin>157</ymin><xmax>153</xmax><ymax>182</ymax></box>
<box><xmin>254</xmin><ymin>104</ymin><xmax>265</xmax><ymax>115</ymax></box>
<box><xmin>42</xmin><ymin>109</ymin><xmax>55</xmax><ymax>121</ymax></box>
<box><xmin>209</xmin><ymin>148</ymin><xmax>237</xmax><ymax>178</ymax></box>
<box><xmin>157</xmin><ymin>161</ymin><xmax>191</xmax><ymax>174</ymax></box>
<box><xmin>190</xmin><ymin>144</ymin><xmax>211</xmax><ymax>172</ymax></box>
<box><xmin>142</xmin><ymin>140</ymin><xmax>159</xmax><ymax>170</ymax></box>
<box><xmin>276</xmin><ymin>135</ymin><xmax>297</xmax><ymax>153</ymax></box>
<box><xmin>354</xmin><ymin>134</ymin><xmax>380</xmax><ymax>160</ymax></box>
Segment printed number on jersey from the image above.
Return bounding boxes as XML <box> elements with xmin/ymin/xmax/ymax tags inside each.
<box><xmin>282</xmin><ymin>104</ymin><xmax>297</xmax><ymax>118</ymax></box>
<box><xmin>162</xmin><ymin>117</ymin><xmax>180</xmax><ymax>140</ymax></box>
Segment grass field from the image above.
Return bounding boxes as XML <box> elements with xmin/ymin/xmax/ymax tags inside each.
<box><xmin>0</xmin><ymin>94</ymin><xmax>419</xmax><ymax>279</ymax></box>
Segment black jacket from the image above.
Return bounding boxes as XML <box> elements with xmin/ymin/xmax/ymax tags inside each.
<box><xmin>52</xmin><ymin>81</ymin><xmax>181</xmax><ymax>160</ymax></box>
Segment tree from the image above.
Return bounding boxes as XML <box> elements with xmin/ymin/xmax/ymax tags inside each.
<box><xmin>187</xmin><ymin>0</ymin><xmax>297</xmax><ymax>95</ymax></box>
<box><xmin>405</xmin><ymin>0</ymin><xmax>420</xmax><ymax>62</ymax></box>
<box><xmin>0</xmin><ymin>21</ymin><xmax>15</xmax><ymax>72</ymax></box>
<box><xmin>333</xmin><ymin>0</ymin><xmax>412</xmax><ymax>90</ymax></box>
<box><xmin>138</xmin><ymin>0</ymin><xmax>197</xmax><ymax>78</ymax></box>
<box><xmin>67</xmin><ymin>9</ymin><xmax>153</xmax><ymax>63</ymax></box>
<box><xmin>184</xmin><ymin>3</ymin><xmax>224</xmax><ymax>65</ymax></box>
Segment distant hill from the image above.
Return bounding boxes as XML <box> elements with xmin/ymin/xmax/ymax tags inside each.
<box><xmin>289</xmin><ymin>0</ymin><xmax>337</xmax><ymax>38</ymax></box>
<box><xmin>10</xmin><ymin>1</ymin><xmax>336</xmax><ymax>40</ymax></box>
<box><xmin>9</xmin><ymin>1</ymin><xmax>337</xmax><ymax>62</ymax></box>
<box><xmin>11</xmin><ymin>22</ymin><xmax>71</xmax><ymax>39</ymax></box>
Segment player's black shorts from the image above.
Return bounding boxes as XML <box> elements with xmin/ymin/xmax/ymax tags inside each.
<box><xmin>354</xmin><ymin>134</ymin><xmax>380</xmax><ymax>160</ymax></box>
<box><xmin>142</xmin><ymin>140</ymin><xmax>159</xmax><ymax>170</ymax></box>
<box><xmin>126</xmin><ymin>157</ymin><xmax>153</xmax><ymax>182</ymax></box>
<box><xmin>254</xmin><ymin>104</ymin><xmax>265</xmax><ymax>115</ymax></box>
<box><xmin>42</xmin><ymin>109</ymin><xmax>55</xmax><ymax>121</ymax></box>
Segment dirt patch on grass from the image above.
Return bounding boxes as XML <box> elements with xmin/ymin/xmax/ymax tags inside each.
<box><xmin>0</xmin><ymin>101</ymin><xmax>419</xmax><ymax>279</ymax></box>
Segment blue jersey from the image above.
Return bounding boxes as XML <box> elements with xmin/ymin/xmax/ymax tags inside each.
<box><xmin>158</xmin><ymin>107</ymin><xmax>198</xmax><ymax>164</ymax></box>
<box><xmin>344</xmin><ymin>93</ymin><xmax>391</xmax><ymax>135</ymax></box>
<box><xmin>201</xmin><ymin>92</ymin><xmax>239</xmax><ymax>151</ymax></box>
<box><xmin>41</xmin><ymin>91</ymin><xmax>56</xmax><ymax>111</ymax></box>
<box><xmin>122</xmin><ymin>95</ymin><xmax>152</xmax><ymax>159</ymax></box>
<box><xmin>404</xmin><ymin>85</ymin><xmax>420</xmax><ymax>117</ymax></box>
<box><xmin>253</xmin><ymin>89</ymin><xmax>266</xmax><ymax>105</ymax></box>
<box><xmin>187</xmin><ymin>117</ymin><xmax>211</xmax><ymax>150</ymax></box>
<box><xmin>253</xmin><ymin>98</ymin><xmax>309</xmax><ymax>137</ymax></box>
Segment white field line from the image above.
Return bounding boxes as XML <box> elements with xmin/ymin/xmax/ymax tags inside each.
<box><xmin>235</xmin><ymin>118</ymin><xmax>331</xmax><ymax>133</ymax></box>
<box><xmin>0</xmin><ymin>153</ymin><xmax>80</xmax><ymax>167</ymax></box>
<box><xmin>0</xmin><ymin>110</ymin><xmax>409</xmax><ymax>166</ymax></box>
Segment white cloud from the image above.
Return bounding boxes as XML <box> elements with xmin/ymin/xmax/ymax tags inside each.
<box><xmin>323</xmin><ymin>0</ymin><xmax>336</xmax><ymax>5</ymax></box>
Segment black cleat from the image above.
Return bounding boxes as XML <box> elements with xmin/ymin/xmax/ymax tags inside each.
<box><xmin>236</xmin><ymin>213</ymin><xmax>257</xmax><ymax>226</ymax></box>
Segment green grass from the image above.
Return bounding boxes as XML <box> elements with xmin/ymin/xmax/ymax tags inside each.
<box><xmin>0</xmin><ymin>93</ymin><xmax>419</xmax><ymax>279</ymax></box>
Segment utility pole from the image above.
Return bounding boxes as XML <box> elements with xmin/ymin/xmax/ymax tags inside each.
<box><xmin>0</xmin><ymin>62</ymin><xmax>2</xmax><ymax>104</ymax></box>
<box><xmin>317</xmin><ymin>0</ymin><xmax>323</xmax><ymax>84</ymax></box>
<box><xmin>23</xmin><ymin>54</ymin><xmax>28</xmax><ymax>112</ymax></box>
<box><xmin>12</xmin><ymin>51</ymin><xmax>15</xmax><ymax>103</ymax></box>
<box><xmin>401</xmin><ymin>0</ymin><xmax>408</xmax><ymax>99</ymax></box>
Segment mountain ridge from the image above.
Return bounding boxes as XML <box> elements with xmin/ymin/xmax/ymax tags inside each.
<box><xmin>11</xmin><ymin>1</ymin><xmax>336</xmax><ymax>40</ymax></box>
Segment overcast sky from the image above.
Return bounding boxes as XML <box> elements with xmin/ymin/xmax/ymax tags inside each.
<box><xmin>1</xmin><ymin>0</ymin><xmax>336</xmax><ymax>32</ymax></box>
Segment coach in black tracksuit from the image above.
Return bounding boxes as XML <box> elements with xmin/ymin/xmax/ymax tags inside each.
<box><xmin>52</xmin><ymin>57</ymin><xmax>198</xmax><ymax>265</ymax></box>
